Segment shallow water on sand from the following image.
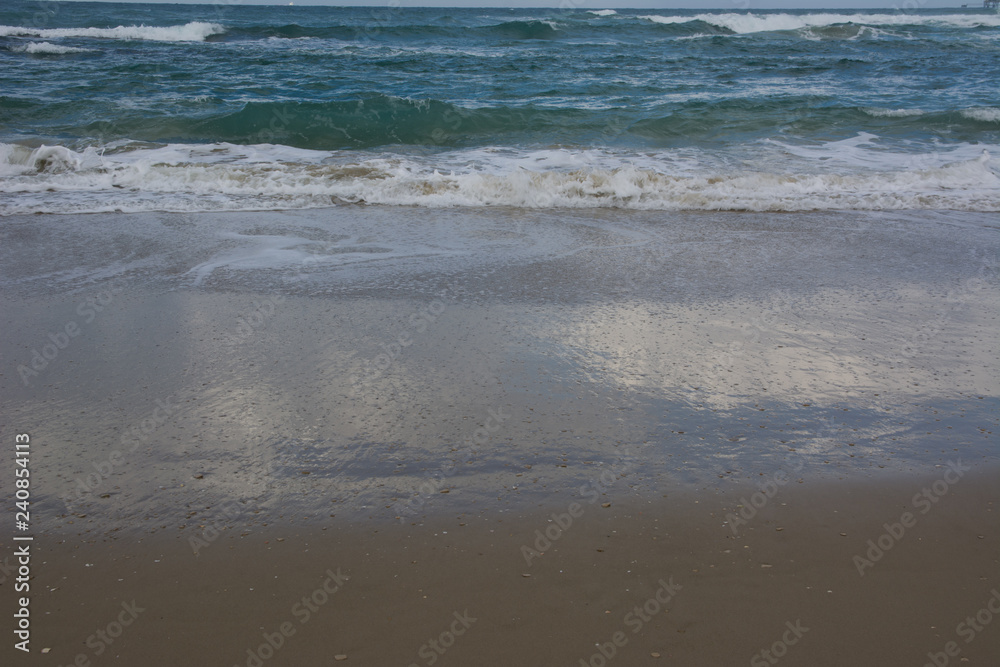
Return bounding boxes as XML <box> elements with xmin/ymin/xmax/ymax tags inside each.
<box><xmin>1</xmin><ymin>207</ymin><xmax>996</xmax><ymax>531</ymax></box>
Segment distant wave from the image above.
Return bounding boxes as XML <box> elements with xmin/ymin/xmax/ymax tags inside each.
<box><xmin>206</xmin><ymin>19</ymin><xmax>563</xmax><ymax>42</ymax></box>
<box><xmin>4</xmin><ymin>95</ymin><xmax>998</xmax><ymax>151</ymax></box>
<box><xmin>9</xmin><ymin>41</ymin><xmax>95</xmax><ymax>54</ymax></box>
<box><xmin>863</xmin><ymin>107</ymin><xmax>925</xmax><ymax>118</ymax></box>
<box><xmin>2</xmin><ymin>13</ymin><xmax>993</xmax><ymax>46</ymax></box>
<box><xmin>639</xmin><ymin>13</ymin><xmax>1000</xmax><ymax>34</ymax></box>
<box><xmin>2</xmin><ymin>142</ymin><xmax>997</xmax><ymax>215</ymax></box>
<box><xmin>0</xmin><ymin>21</ymin><xmax>225</xmax><ymax>42</ymax></box>
<box><xmin>485</xmin><ymin>20</ymin><xmax>562</xmax><ymax>40</ymax></box>
<box><xmin>81</xmin><ymin>95</ymin><xmax>599</xmax><ymax>150</ymax></box>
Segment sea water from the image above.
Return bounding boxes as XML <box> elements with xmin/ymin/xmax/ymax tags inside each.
<box><xmin>1</xmin><ymin>2</ymin><xmax>999</xmax><ymax>214</ymax></box>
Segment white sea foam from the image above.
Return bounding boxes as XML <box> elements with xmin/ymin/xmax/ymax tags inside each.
<box><xmin>962</xmin><ymin>107</ymin><xmax>1000</xmax><ymax>123</ymax></box>
<box><xmin>1</xmin><ymin>142</ymin><xmax>997</xmax><ymax>215</ymax></box>
<box><xmin>639</xmin><ymin>13</ymin><xmax>1000</xmax><ymax>34</ymax></box>
<box><xmin>637</xmin><ymin>15</ymin><xmax>690</xmax><ymax>26</ymax></box>
<box><xmin>588</xmin><ymin>10</ymin><xmax>617</xmax><ymax>17</ymax></box>
<box><xmin>863</xmin><ymin>107</ymin><xmax>925</xmax><ymax>118</ymax></box>
<box><xmin>0</xmin><ymin>21</ymin><xmax>226</xmax><ymax>42</ymax></box>
<box><xmin>11</xmin><ymin>41</ymin><xmax>95</xmax><ymax>54</ymax></box>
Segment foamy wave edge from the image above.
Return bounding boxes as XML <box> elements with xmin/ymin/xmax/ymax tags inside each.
<box><xmin>0</xmin><ymin>21</ymin><xmax>226</xmax><ymax>42</ymax></box>
<box><xmin>1</xmin><ymin>143</ymin><xmax>998</xmax><ymax>215</ymax></box>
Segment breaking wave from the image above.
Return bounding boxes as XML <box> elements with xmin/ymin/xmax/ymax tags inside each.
<box><xmin>1</xmin><ymin>142</ymin><xmax>997</xmax><ymax>215</ymax></box>
<box><xmin>0</xmin><ymin>21</ymin><xmax>226</xmax><ymax>42</ymax></box>
<box><xmin>962</xmin><ymin>107</ymin><xmax>1000</xmax><ymax>123</ymax></box>
<box><xmin>6</xmin><ymin>12</ymin><xmax>994</xmax><ymax>48</ymax></box>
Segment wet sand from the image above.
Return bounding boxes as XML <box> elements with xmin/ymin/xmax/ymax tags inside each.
<box><xmin>5</xmin><ymin>471</ymin><xmax>999</xmax><ymax>667</ymax></box>
<box><xmin>1</xmin><ymin>207</ymin><xmax>998</xmax><ymax>665</ymax></box>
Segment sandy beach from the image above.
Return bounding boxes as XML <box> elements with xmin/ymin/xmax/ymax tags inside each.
<box><xmin>1</xmin><ymin>206</ymin><xmax>998</xmax><ymax>665</ymax></box>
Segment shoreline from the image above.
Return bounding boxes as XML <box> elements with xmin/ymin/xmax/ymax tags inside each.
<box><xmin>1</xmin><ymin>206</ymin><xmax>997</xmax><ymax>664</ymax></box>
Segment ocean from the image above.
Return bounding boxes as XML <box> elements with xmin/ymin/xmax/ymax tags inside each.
<box><xmin>3</xmin><ymin>12</ymin><xmax>1000</xmax><ymax>656</ymax></box>
<box><xmin>1</xmin><ymin>1</ymin><xmax>999</xmax><ymax>214</ymax></box>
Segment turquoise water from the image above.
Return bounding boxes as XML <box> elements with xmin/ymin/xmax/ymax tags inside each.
<box><xmin>1</xmin><ymin>2</ymin><xmax>999</xmax><ymax>212</ymax></box>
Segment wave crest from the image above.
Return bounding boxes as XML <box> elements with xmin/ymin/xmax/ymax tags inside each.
<box><xmin>486</xmin><ymin>20</ymin><xmax>562</xmax><ymax>40</ymax></box>
<box><xmin>962</xmin><ymin>107</ymin><xmax>1000</xmax><ymax>123</ymax></box>
<box><xmin>863</xmin><ymin>107</ymin><xmax>925</xmax><ymax>118</ymax></box>
<box><xmin>0</xmin><ymin>21</ymin><xmax>226</xmax><ymax>42</ymax></box>
<box><xmin>10</xmin><ymin>41</ymin><xmax>95</xmax><ymax>54</ymax></box>
<box><xmin>639</xmin><ymin>12</ymin><xmax>1000</xmax><ymax>34</ymax></box>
